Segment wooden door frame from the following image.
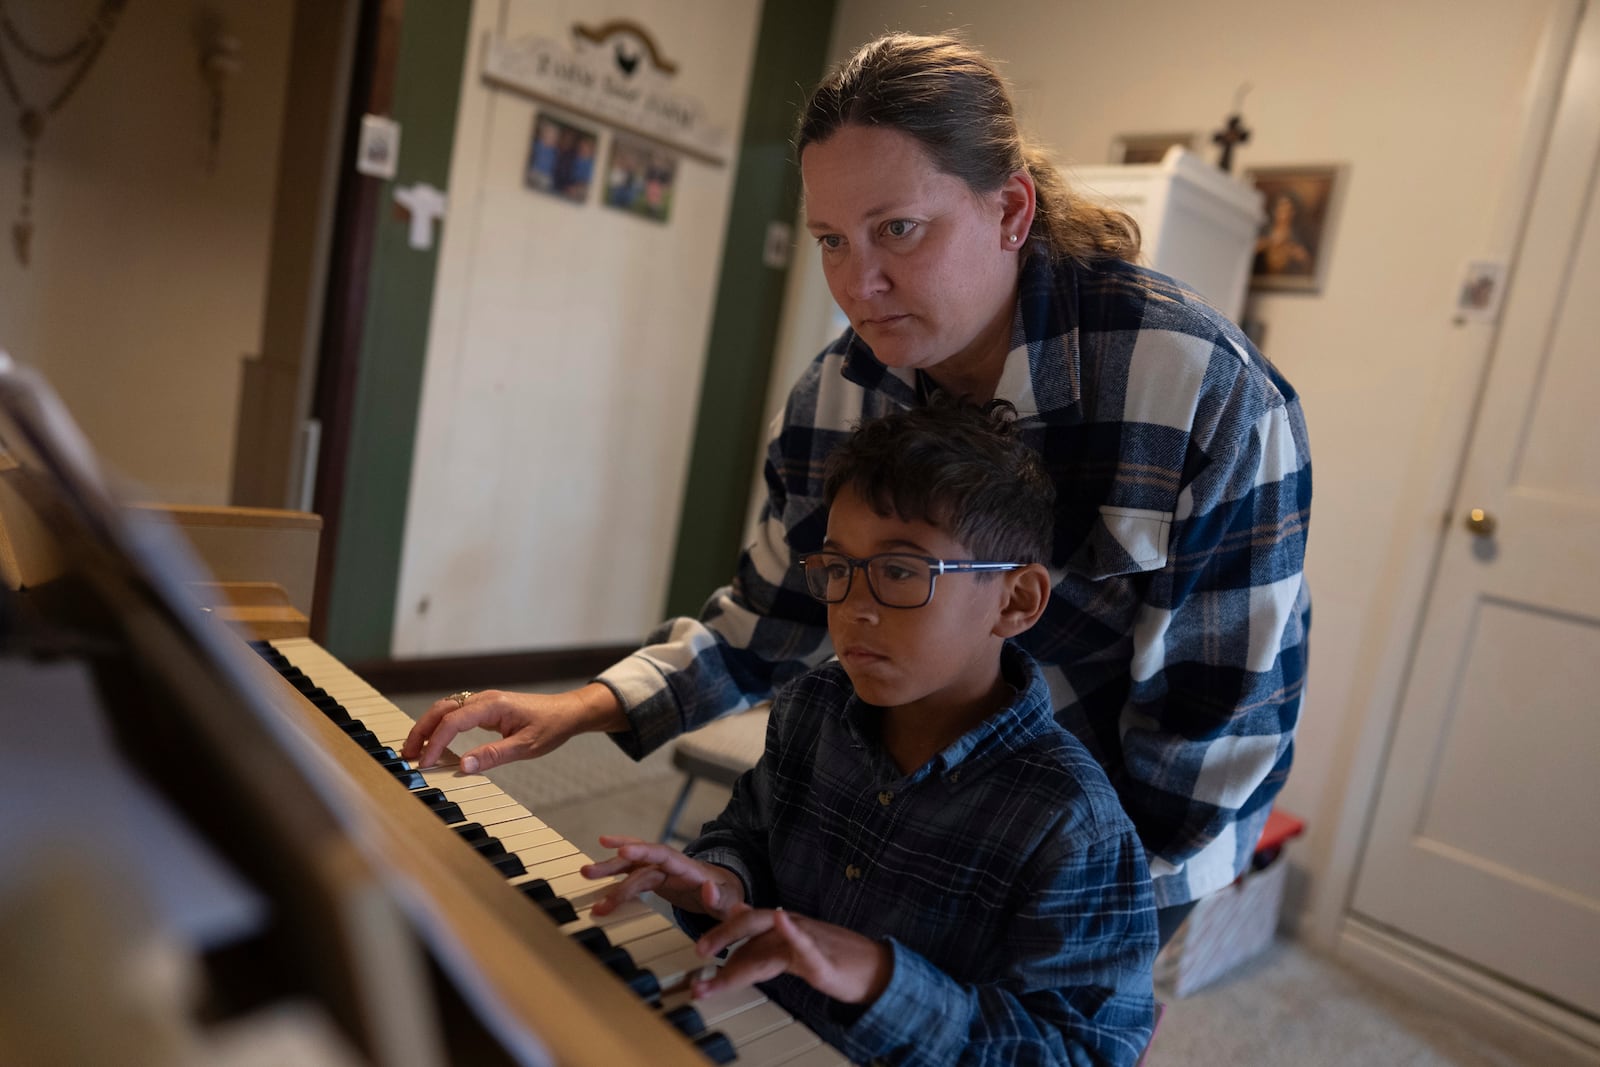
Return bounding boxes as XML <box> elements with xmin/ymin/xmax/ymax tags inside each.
<box><xmin>228</xmin><ymin>0</ymin><xmax>363</xmax><ymax>513</ymax></box>
<box><xmin>307</xmin><ymin>0</ymin><xmax>406</xmax><ymax>642</ymax></box>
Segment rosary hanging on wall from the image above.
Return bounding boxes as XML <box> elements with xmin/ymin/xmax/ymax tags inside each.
<box><xmin>0</xmin><ymin>0</ymin><xmax>127</xmax><ymax>267</ymax></box>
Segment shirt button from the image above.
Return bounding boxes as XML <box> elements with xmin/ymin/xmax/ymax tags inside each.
<box><xmin>877</xmin><ymin>791</ymin><xmax>893</xmax><ymax>806</ymax></box>
<box><xmin>845</xmin><ymin>864</ymin><xmax>863</xmax><ymax>881</ymax></box>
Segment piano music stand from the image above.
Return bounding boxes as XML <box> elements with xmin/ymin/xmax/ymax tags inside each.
<box><xmin>0</xmin><ymin>354</ymin><xmax>450</xmax><ymax>1065</ymax></box>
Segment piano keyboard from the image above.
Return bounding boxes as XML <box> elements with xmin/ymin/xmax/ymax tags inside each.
<box><xmin>259</xmin><ymin>637</ymin><xmax>848</xmax><ymax>1067</ymax></box>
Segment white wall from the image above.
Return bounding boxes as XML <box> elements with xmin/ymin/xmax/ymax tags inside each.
<box><xmin>821</xmin><ymin>0</ymin><xmax>1563</xmax><ymax>930</ymax></box>
<box><xmin>392</xmin><ymin>0</ymin><xmax>761</xmax><ymax>655</ymax></box>
<box><xmin>0</xmin><ymin>0</ymin><xmax>292</xmax><ymax>504</ymax></box>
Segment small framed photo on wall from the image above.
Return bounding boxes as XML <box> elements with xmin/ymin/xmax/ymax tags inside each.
<box><xmin>1110</xmin><ymin>131</ymin><xmax>1196</xmax><ymax>165</ymax></box>
<box><xmin>1245</xmin><ymin>164</ymin><xmax>1348</xmax><ymax>293</ymax></box>
<box><xmin>525</xmin><ymin>112</ymin><xmax>599</xmax><ymax>203</ymax></box>
<box><xmin>603</xmin><ymin>133</ymin><xmax>678</xmax><ymax>223</ymax></box>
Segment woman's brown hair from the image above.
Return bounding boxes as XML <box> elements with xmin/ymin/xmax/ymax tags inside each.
<box><xmin>796</xmin><ymin>32</ymin><xmax>1140</xmax><ymax>267</ymax></box>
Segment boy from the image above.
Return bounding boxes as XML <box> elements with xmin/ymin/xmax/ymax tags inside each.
<box><xmin>583</xmin><ymin>401</ymin><xmax>1156</xmax><ymax>1066</ymax></box>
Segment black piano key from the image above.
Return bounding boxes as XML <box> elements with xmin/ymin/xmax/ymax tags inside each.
<box><xmin>517</xmin><ymin>878</ymin><xmax>557</xmax><ymax>904</ymax></box>
<box><xmin>390</xmin><ymin>767</ymin><xmax>427</xmax><ymax>791</ymax></box>
<box><xmin>570</xmin><ymin>925</ymin><xmax>610</xmax><ymax>954</ymax></box>
<box><xmin>411</xmin><ymin>790</ymin><xmax>462</xmax><ymax>819</ymax></box>
<box><xmin>452</xmin><ymin>822</ymin><xmax>489</xmax><ymax>844</ymax></box>
<box><xmin>468</xmin><ymin>837</ymin><xmax>506</xmax><ymax>859</ymax></box>
<box><xmin>308</xmin><ymin>697</ymin><xmax>351</xmax><ymax>724</ymax></box>
<box><xmin>593</xmin><ymin>945</ymin><xmax>636</xmax><ymax>978</ymax></box>
<box><xmin>663</xmin><ymin>1004</ymin><xmax>705</xmax><ymax>1037</ymax></box>
<box><xmin>693</xmin><ymin>1031</ymin><xmax>737</xmax><ymax>1065</ymax></box>
<box><xmin>537</xmin><ymin>896</ymin><xmax>578</xmax><ymax>925</ymax></box>
<box><xmin>488</xmin><ymin>852</ymin><xmax>526</xmax><ymax>878</ymax></box>
<box><xmin>426</xmin><ymin>801</ymin><xmax>466</xmax><ymax>825</ymax></box>
<box><xmin>623</xmin><ymin>967</ymin><xmax>662</xmax><ymax>1006</ymax></box>
<box><xmin>343</xmin><ymin>729</ymin><xmax>380</xmax><ymax>751</ymax></box>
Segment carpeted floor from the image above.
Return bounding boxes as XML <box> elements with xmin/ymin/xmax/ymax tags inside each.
<box><xmin>393</xmin><ymin>689</ymin><xmax>1555</xmax><ymax>1067</ymax></box>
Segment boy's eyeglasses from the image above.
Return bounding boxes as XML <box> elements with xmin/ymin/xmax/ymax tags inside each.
<box><xmin>798</xmin><ymin>552</ymin><xmax>1023</xmax><ymax>609</ymax></box>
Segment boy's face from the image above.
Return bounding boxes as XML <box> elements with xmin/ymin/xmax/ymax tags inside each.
<box><xmin>823</xmin><ymin>485</ymin><xmax>1011</xmax><ymax>717</ymax></box>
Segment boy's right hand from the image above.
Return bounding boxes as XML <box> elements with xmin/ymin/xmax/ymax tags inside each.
<box><xmin>579</xmin><ymin>835</ymin><xmax>745</xmax><ymax>917</ymax></box>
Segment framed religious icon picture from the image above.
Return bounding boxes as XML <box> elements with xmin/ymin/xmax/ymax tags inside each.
<box><xmin>1245</xmin><ymin>164</ymin><xmax>1348</xmax><ymax>293</ymax></box>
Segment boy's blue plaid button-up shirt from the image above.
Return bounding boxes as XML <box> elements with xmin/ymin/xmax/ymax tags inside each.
<box><xmin>681</xmin><ymin>644</ymin><xmax>1157</xmax><ymax>1067</ymax></box>
<box><xmin>602</xmin><ymin>253</ymin><xmax>1312</xmax><ymax>908</ymax></box>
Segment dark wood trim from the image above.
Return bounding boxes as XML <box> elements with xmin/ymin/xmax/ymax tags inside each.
<box><xmin>308</xmin><ymin>0</ymin><xmax>405</xmax><ymax>641</ymax></box>
<box><xmin>345</xmin><ymin>643</ymin><xmax>639</xmax><ymax>695</ymax></box>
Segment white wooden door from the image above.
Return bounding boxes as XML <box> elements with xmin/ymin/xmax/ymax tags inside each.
<box><xmin>1349</xmin><ymin>10</ymin><xmax>1600</xmax><ymax>1018</ymax></box>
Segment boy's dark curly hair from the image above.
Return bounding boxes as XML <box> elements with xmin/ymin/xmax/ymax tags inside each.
<box><xmin>822</xmin><ymin>397</ymin><xmax>1055</xmax><ymax>565</ymax></box>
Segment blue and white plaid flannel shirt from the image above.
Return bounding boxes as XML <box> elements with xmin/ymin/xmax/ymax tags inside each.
<box><xmin>601</xmin><ymin>253</ymin><xmax>1312</xmax><ymax>907</ymax></box>
<box><xmin>680</xmin><ymin>643</ymin><xmax>1157</xmax><ymax>1067</ymax></box>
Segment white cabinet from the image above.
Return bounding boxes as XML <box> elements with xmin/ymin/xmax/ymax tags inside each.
<box><xmin>1071</xmin><ymin>147</ymin><xmax>1264</xmax><ymax>321</ymax></box>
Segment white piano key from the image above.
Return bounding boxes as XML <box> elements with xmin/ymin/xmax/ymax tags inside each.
<box><xmin>474</xmin><ymin>808</ymin><xmax>544</xmax><ymax>831</ymax></box>
<box><xmin>711</xmin><ymin>1000</ymin><xmax>793</xmax><ymax>1046</ymax></box>
<box><xmin>363</xmin><ymin>718</ymin><xmax>419</xmax><ymax>744</ymax></box>
<box><xmin>415</xmin><ymin>765</ymin><xmax>497</xmax><ymax>791</ymax></box>
<box><xmin>729</xmin><ymin>1021</ymin><xmax>823</xmax><ymax>1067</ymax></box>
<box><xmin>592</xmin><ymin>911</ymin><xmax>674</xmax><ymax>946</ymax></box>
<box><xmin>497</xmin><ymin>825</ymin><xmax>566</xmax><ymax>852</ymax></box>
<box><xmin>476</xmin><ymin>815</ymin><xmax>545</xmax><ymax>840</ymax></box>
<box><xmin>633</xmin><ymin>944</ymin><xmax>707</xmax><ymax>991</ymax></box>
<box><xmin>619</xmin><ymin>927</ymin><xmax>693</xmax><ymax>965</ymax></box>
<box><xmin>522</xmin><ymin>854</ymin><xmax>591</xmax><ymax>890</ymax></box>
<box><xmin>566</xmin><ymin>897</ymin><xmax>667</xmax><ymax>935</ymax></box>
<box><xmin>511</xmin><ymin>838</ymin><xmax>582</xmax><ymax>868</ymax></box>
<box><xmin>456</xmin><ymin>792</ymin><xmax>527</xmax><ymax>816</ymax></box>
<box><xmin>680</xmin><ymin>982</ymin><xmax>769</xmax><ymax>1025</ymax></box>
<box><xmin>436</xmin><ymin>784</ymin><xmax>502</xmax><ymax>805</ymax></box>
<box><xmin>765</xmin><ymin>1041</ymin><xmax>851</xmax><ymax>1066</ymax></box>
<box><xmin>559</xmin><ymin>881</ymin><xmax>632</xmax><ymax>914</ymax></box>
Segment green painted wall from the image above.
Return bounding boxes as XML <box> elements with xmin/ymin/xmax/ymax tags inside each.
<box><xmin>664</xmin><ymin>0</ymin><xmax>838</xmax><ymax>619</ymax></box>
<box><xmin>323</xmin><ymin>0</ymin><xmax>470</xmax><ymax>659</ymax></box>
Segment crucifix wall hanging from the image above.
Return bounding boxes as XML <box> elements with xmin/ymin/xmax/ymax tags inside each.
<box><xmin>0</xmin><ymin>0</ymin><xmax>127</xmax><ymax>267</ymax></box>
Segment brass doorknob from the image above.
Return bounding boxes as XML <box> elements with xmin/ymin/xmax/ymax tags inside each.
<box><xmin>1464</xmin><ymin>508</ymin><xmax>1497</xmax><ymax>537</ymax></box>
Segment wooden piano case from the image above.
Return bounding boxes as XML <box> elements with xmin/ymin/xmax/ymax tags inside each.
<box><xmin>0</xmin><ymin>358</ymin><xmax>714</xmax><ymax>1066</ymax></box>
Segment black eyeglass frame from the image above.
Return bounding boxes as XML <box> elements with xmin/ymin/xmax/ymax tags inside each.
<box><xmin>797</xmin><ymin>551</ymin><xmax>1023</xmax><ymax>609</ymax></box>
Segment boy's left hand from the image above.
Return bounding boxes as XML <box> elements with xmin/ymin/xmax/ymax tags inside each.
<box><xmin>691</xmin><ymin>904</ymin><xmax>892</xmax><ymax>1007</ymax></box>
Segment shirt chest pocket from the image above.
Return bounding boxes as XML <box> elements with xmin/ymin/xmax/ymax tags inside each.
<box><xmin>1065</xmin><ymin>506</ymin><xmax>1173</xmax><ymax>580</ymax></box>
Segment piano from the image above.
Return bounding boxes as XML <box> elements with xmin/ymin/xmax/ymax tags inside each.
<box><xmin>0</xmin><ymin>356</ymin><xmax>846</xmax><ymax>1066</ymax></box>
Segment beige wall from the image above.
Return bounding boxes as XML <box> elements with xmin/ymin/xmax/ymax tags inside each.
<box><xmin>821</xmin><ymin>0</ymin><xmax>1564</xmax><ymax>930</ymax></box>
<box><xmin>0</xmin><ymin>0</ymin><xmax>292</xmax><ymax>504</ymax></box>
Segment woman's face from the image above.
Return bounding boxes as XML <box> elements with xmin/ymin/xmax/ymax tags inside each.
<box><xmin>801</xmin><ymin>125</ymin><xmax>1022</xmax><ymax>381</ymax></box>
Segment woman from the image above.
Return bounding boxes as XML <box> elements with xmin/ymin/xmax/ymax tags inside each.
<box><xmin>404</xmin><ymin>32</ymin><xmax>1312</xmax><ymax>940</ymax></box>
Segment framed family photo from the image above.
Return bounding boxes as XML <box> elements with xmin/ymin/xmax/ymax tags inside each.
<box><xmin>604</xmin><ymin>132</ymin><xmax>679</xmax><ymax>224</ymax></box>
<box><xmin>1245</xmin><ymin>164</ymin><xmax>1347</xmax><ymax>293</ymax></box>
<box><xmin>525</xmin><ymin>111</ymin><xmax>599</xmax><ymax>203</ymax></box>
